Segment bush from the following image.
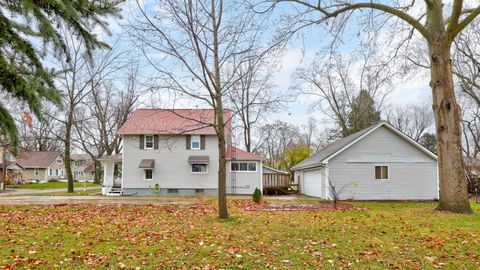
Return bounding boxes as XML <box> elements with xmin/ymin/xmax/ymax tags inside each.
<box><xmin>252</xmin><ymin>188</ymin><xmax>262</xmax><ymax>203</ymax></box>
<box><xmin>48</xmin><ymin>178</ymin><xmax>59</xmax><ymax>183</ymax></box>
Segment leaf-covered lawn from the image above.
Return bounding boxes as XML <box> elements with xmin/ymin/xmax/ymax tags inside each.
<box><xmin>0</xmin><ymin>200</ymin><xmax>479</xmax><ymax>269</ymax></box>
<box><xmin>7</xmin><ymin>182</ymin><xmax>100</xmax><ymax>189</ymax></box>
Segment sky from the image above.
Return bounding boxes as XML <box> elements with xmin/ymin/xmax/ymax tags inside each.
<box><xmin>98</xmin><ymin>0</ymin><xmax>434</xmax><ymax>129</ymax></box>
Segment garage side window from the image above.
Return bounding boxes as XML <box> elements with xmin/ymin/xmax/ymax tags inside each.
<box><xmin>375</xmin><ymin>166</ymin><xmax>389</xmax><ymax>180</ymax></box>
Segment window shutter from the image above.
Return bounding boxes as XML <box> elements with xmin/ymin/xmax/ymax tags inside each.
<box><xmin>140</xmin><ymin>135</ymin><xmax>144</xmax><ymax>150</ymax></box>
<box><xmin>154</xmin><ymin>135</ymin><xmax>159</xmax><ymax>149</ymax></box>
<box><xmin>200</xmin><ymin>135</ymin><xmax>205</xmax><ymax>150</ymax></box>
<box><xmin>186</xmin><ymin>135</ymin><xmax>191</xmax><ymax>150</ymax></box>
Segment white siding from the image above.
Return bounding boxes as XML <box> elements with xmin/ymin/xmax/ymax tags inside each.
<box><xmin>122</xmin><ymin>135</ymin><xmax>220</xmax><ymax>189</ymax></box>
<box><xmin>122</xmin><ymin>135</ymin><xmax>261</xmax><ymax>194</ymax></box>
<box><xmin>327</xmin><ymin>126</ymin><xmax>438</xmax><ymax>200</ymax></box>
<box><xmin>226</xmin><ymin>160</ymin><xmax>262</xmax><ymax>195</ymax></box>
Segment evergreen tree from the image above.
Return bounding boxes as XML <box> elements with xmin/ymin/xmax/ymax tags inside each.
<box><xmin>0</xmin><ymin>0</ymin><xmax>121</xmax><ymax>154</ymax></box>
<box><xmin>346</xmin><ymin>90</ymin><xmax>381</xmax><ymax>136</ymax></box>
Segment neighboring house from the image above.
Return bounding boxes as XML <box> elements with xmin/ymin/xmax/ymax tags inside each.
<box><xmin>70</xmin><ymin>154</ymin><xmax>94</xmax><ymax>181</ymax></box>
<box><xmin>292</xmin><ymin>122</ymin><xmax>439</xmax><ymax>200</ymax></box>
<box><xmin>0</xmin><ymin>161</ymin><xmax>25</xmax><ymax>184</ymax></box>
<box><xmin>16</xmin><ymin>151</ymin><xmax>65</xmax><ymax>183</ymax></box>
<box><xmin>102</xmin><ymin>109</ymin><xmax>262</xmax><ymax>196</ymax></box>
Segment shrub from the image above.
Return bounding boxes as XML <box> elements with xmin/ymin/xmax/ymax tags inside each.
<box><xmin>252</xmin><ymin>188</ymin><xmax>262</xmax><ymax>203</ymax></box>
<box><xmin>48</xmin><ymin>178</ymin><xmax>59</xmax><ymax>183</ymax></box>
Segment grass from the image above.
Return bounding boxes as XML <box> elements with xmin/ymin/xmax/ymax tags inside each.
<box><xmin>7</xmin><ymin>182</ymin><xmax>101</xmax><ymax>189</ymax></box>
<box><xmin>0</xmin><ymin>200</ymin><xmax>479</xmax><ymax>269</ymax></box>
<box><xmin>6</xmin><ymin>188</ymin><xmax>102</xmax><ymax>197</ymax></box>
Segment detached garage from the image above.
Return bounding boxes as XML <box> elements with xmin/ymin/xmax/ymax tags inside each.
<box><xmin>293</xmin><ymin>122</ymin><xmax>439</xmax><ymax>200</ymax></box>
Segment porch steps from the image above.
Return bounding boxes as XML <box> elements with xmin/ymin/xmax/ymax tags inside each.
<box><xmin>106</xmin><ymin>187</ymin><xmax>123</xmax><ymax>196</ymax></box>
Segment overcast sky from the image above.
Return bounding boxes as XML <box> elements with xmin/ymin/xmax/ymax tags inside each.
<box><xmin>99</xmin><ymin>0</ymin><xmax>433</xmax><ymax>128</ymax></box>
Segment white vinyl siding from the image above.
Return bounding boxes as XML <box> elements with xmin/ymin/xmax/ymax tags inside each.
<box><xmin>326</xmin><ymin>126</ymin><xmax>438</xmax><ymax>200</ymax></box>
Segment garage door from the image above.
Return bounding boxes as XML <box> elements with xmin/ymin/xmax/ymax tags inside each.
<box><xmin>302</xmin><ymin>169</ymin><xmax>324</xmax><ymax>198</ymax></box>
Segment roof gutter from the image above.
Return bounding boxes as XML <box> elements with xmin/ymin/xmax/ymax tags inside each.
<box><xmin>291</xmin><ymin>163</ymin><xmax>326</xmax><ymax>171</ymax></box>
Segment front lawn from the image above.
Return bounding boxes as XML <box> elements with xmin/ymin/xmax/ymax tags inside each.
<box><xmin>0</xmin><ymin>200</ymin><xmax>478</xmax><ymax>269</ymax></box>
<box><xmin>7</xmin><ymin>182</ymin><xmax>101</xmax><ymax>189</ymax></box>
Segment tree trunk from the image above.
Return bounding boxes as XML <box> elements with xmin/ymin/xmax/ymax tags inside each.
<box><xmin>65</xmin><ymin>111</ymin><xmax>74</xmax><ymax>193</ymax></box>
<box><xmin>429</xmin><ymin>41</ymin><xmax>472</xmax><ymax>213</ymax></box>
<box><xmin>93</xmin><ymin>160</ymin><xmax>101</xmax><ymax>184</ymax></box>
<box><xmin>216</xmin><ymin>103</ymin><xmax>229</xmax><ymax>219</ymax></box>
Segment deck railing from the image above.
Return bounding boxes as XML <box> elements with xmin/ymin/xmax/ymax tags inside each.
<box><xmin>263</xmin><ymin>173</ymin><xmax>290</xmax><ymax>190</ymax></box>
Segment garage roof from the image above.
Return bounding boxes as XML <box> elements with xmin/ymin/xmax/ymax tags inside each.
<box><xmin>291</xmin><ymin>121</ymin><xmax>437</xmax><ymax>171</ymax></box>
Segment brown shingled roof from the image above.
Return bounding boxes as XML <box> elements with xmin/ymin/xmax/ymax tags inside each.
<box><xmin>226</xmin><ymin>145</ymin><xmax>261</xmax><ymax>160</ymax></box>
<box><xmin>117</xmin><ymin>109</ymin><xmax>231</xmax><ymax>135</ymax></box>
<box><xmin>16</xmin><ymin>151</ymin><xmax>62</xmax><ymax>168</ymax></box>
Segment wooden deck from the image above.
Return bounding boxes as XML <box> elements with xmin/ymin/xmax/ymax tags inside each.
<box><xmin>263</xmin><ymin>173</ymin><xmax>296</xmax><ymax>195</ymax></box>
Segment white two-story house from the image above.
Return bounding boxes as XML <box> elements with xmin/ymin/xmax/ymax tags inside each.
<box><xmin>101</xmin><ymin>109</ymin><xmax>263</xmax><ymax>196</ymax></box>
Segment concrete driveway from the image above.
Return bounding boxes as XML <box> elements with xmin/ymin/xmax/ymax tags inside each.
<box><xmin>0</xmin><ymin>194</ymin><xmax>207</xmax><ymax>206</ymax></box>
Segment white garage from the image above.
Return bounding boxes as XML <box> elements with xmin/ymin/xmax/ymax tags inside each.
<box><xmin>299</xmin><ymin>169</ymin><xmax>328</xmax><ymax>199</ymax></box>
<box><xmin>293</xmin><ymin>122</ymin><xmax>439</xmax><ymax>201</ymax></box>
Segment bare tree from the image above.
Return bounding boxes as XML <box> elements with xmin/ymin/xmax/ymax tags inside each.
<box><xmin>228</xmin><ymin>53</ymin><xmax>284</xmax><ymax>153</ymax></box>
<box><xmin>14</xmin><ymin>103</ymin><xmax>64</xmax><ymax>151</ymax></box>
<box><xmin>257</xmin><ymin>121</ymin><xmax>300</xmax><ymax>168</ymax></box>
<box><xmin>50</xmin><ymin>33</ymin><xmax>126</xmax><ymax>193</ymax></box>
<box><xmin>262</xmin><ymin>0</ymin><xmax>480</xmax><ymax>213</ymax></box>
<box><xmin>294</xmin><ymin>48</ymin><xmax>393</xmax><ymax>138</ymax></box>
<box><xmin>75</xmin><ymin>66</ymin><xmax>140</xmax><ymax>183</ymax></box>
<box><xmin>386</xmin><ymin>103</ymin><xmax>435</xmax><ymax>142</ymax></box>
<box><xmin>128</xmin><ymin>0</ymin><xmax>270</xmax><ymax>219</ymax></box>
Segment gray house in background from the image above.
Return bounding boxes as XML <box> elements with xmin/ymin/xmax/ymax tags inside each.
<box><xmin>292</xmin><ymin>122</ymin><xmax>439</xmax><ymax>200</ymax></box>
<box><xmin>102</xmin><ymin>109</ymin><xmax>262</xmax><ymax>196</ymax></box>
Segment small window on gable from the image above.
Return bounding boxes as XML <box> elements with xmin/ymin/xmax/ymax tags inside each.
<box><xmin>145</xmin><ymin>135</ymin><xmax>154</xmax><ymax>149</ymax></box>
<box><xmin>144</xmin><ymin>169</ymin><xmax>153</xmax><ymax>181</ymax></box>
<box><xmin>191</xmin><ymin>135</ymin><xmax>201</xmax><ymax>150</ymax></box>
<box><xmin>375</xmin><ymin>166</ymin><xmax>389</xmax><ymax>180</ymax></box>
<box><xmin>56</xmin><ymin>157</ymin><xmax>62</xmax><ymax>164</ymax></box>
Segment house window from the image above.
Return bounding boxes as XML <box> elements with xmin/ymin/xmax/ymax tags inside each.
<box><xmin>191</xmin><ymin>135</ymin><xmax>201</xmax><ymax>150</ymax></box>
<box><xmin>75</xmin><ymin>160</ymin><xmax>83</xmax><ymax>166</ymax></box>
<box><xmin>375</xmin><ymin>166</ymin><xmax>389</xmax><ymax>180</ymax></box>
<box><xmin>145</xmin><ymin>135</ymin><xmax>154</xmax><ymax>149</ymax></box>
<box><xmin>167</xmin><ymin>188</ymin><xmax>178</xmax><ymax>194</ymax></box>
<box><xmin>144</xmin><ymin>169</ymin><xmax>153</xmax><ymax>181</ymax></box>
<box><xmin>231</xmin><ymin>162</ymin><xmax>257</xmax><ymax>172</ymax></box>
<box><xmin>34</xmin><ymin>168</ymin><xmax>39</xmax><ymax>176</ymax></box>
<box><xmin>49</xmin><ymin>169</ymin><xmax>59</xmax><ymax>176</ymax></box>
<box><xmin>56</xmin><ymin>157</ymin><xmax>62</xmax><ymax>164</ymax></box>
<box><xmin>191</xmin><ymin>164</ymin><xmax>208</xmax><ymax>173</ymax></box>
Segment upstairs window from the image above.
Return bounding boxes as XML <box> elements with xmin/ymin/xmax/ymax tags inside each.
<box><xmin>75</xmin><ymin>160</ymin><xmax>83</xmax><ymax>166</ymax></box>
<box><xmin>191</xmin><ymin>135</ymin><xmax>201</xmax><ymax>150</ymax></box>
<box><xmin>231</xmin><ymin>162</ymin><xmax>257</xmax><ymax>172</ymax></box>
<box><xmin>34</xmin><ymin>168</ymin><xmax>39</xmax><ymax>176</ymax></box>
<box><xmin>375</xmin><ymin>166</ymin><xmax>389</xmax><ymax>180</ymax></box>
<box><xmin>56</xmin><ymin>157</ymin><xmax>63</xmax><ymax>164</ymax></box>
<box><xmin>145</xmin><ymin>135</ymin><xmax>154</xmax><ymax>149</ymax></box>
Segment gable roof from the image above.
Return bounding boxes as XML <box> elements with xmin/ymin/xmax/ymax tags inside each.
<box><xmin>292</xmin><ymin>121</ymin><xmax>437</xmax><ymax>171</ymax></box>
<box><xmin>16</xmin><ymin>151</ymin><xmax>62</xmax><ymax>168</ymax></box>
<box><xmin>0</xmin><ymin>161</ymin><xmax>25</xmax><ymax>170</ymax></box>
<box><xmin>70</xmin><ymin>154</ymin><xmax>90</xmax><ymax>161</ymax></box>
<box><xmin>118</xmin><ymin>109</ymin><xmax>231</xmax><ymax>135</ymax></box>
<box><xmin>226</xmin><ymin>145</ymin><xmax>262</xmax><ymax>160</ymax></box>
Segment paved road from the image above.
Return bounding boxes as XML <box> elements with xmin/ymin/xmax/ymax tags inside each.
<box><xmin>0</xmin><ymin>186</ymin><xmax>100</xmax><ymax>197</ymax></box>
